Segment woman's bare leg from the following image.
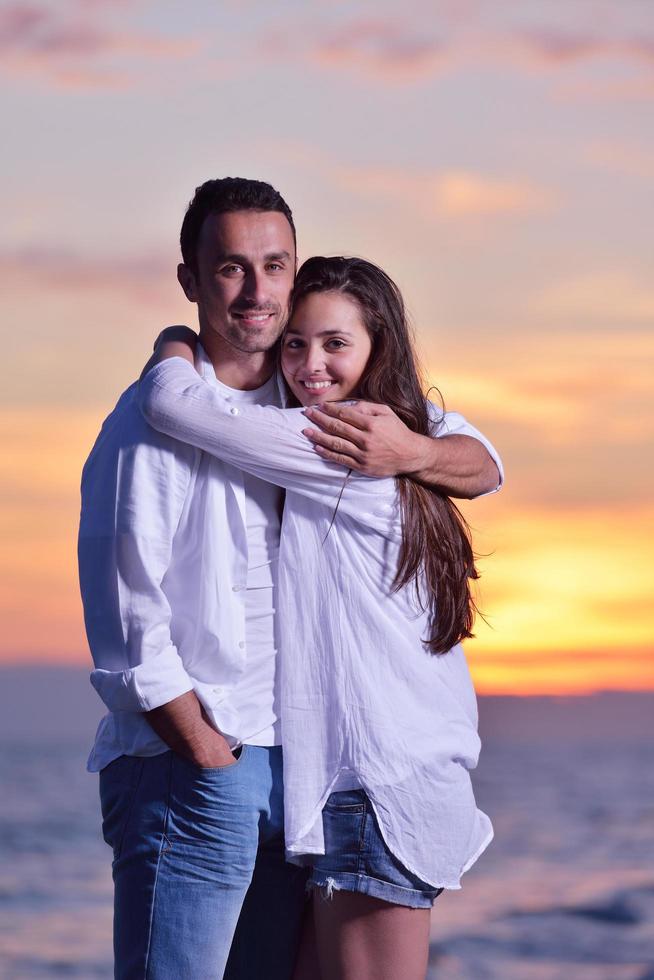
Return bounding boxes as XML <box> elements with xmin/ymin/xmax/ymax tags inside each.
<box><xmin>292</xmin><ymin>897</ymin><xmax>322</xmax><ymax>980</ymax></box>
<box><xmin>313</xmin><ymin>890</ymin><xmax>431</xmax><ymax>980</ymax></box>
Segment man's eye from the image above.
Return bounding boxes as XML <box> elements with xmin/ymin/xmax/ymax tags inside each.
<box><xmin>221</xmin><ymin>265</ymin><xmax>243</xmax><ymax>275</ymax></box>
<box><xmin>267</xmin><ymin>263</ymin><xmax>283</xmax><ymax>272</ymax></box>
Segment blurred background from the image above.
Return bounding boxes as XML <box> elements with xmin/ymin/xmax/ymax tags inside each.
<box><xmin>1</xmin><ymin>0</ymin><xmax>652</xmax><ymax>976</ymax></box>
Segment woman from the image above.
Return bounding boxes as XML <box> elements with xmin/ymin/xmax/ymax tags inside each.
<box><xmin>138</xmin><ymin>256</ymin><xmax>499</xmax><ymax>979</ymax></box>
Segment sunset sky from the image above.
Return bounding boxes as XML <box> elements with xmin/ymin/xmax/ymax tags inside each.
<box><xmin>2</xmin><ymin>0</ymin><xmax>652</xmax><ymax>695</ymax></box>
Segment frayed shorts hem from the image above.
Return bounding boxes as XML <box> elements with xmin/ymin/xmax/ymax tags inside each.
<box><xmin>307</xmin><ymin>868</ymin><xmax>441</xmax><ymax>909</ymax></box>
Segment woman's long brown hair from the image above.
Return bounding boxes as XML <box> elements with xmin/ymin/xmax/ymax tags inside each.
<box><xmin>290</xmin><ymin>256</ymin><xmax>479</xmax><ymax>655</ymax></box>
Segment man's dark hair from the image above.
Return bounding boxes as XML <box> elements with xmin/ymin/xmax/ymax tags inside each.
<box><xmin>180</xmin><ymin>177</ymin><xmax>296</xmax><ymax>272</ymax></box>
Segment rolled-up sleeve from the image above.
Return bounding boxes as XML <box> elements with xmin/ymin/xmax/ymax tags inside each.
<box><xmin>427</xmin><ymin>403</ymin><xmax>504</xmax><ymax>495</ymax></box>
<box><xmin>78</xmin><ymin>401</ymin><xmax>197</xmax><ymax>712</ymax></box>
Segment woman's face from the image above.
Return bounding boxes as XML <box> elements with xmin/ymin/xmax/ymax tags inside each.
<box><xmin>281</xmin><ymin>291</ymin><xmax>373</xmax><ymax>406</ymax></box>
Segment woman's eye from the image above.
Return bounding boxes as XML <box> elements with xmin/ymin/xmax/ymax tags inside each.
<box><xmin>284</xmin><ymin>339</ymin><xmax>303</xmax><ymax>349</ymax></box>
<box><xmin>327</xmin><ymin>339</ymin><xmax>346</xmax><ymax>349</ymax></box>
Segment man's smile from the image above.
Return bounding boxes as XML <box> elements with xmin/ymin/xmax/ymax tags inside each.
<box><xmin>232</xmin><ymin>311</ymin><xmax>276</xmax><ymax>325</ymax></box>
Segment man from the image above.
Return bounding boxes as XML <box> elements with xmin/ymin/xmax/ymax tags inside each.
<box><xmin>79</xmin><ymin>177</ymin><xmax>502</xmax><ymax>979</ymax></box>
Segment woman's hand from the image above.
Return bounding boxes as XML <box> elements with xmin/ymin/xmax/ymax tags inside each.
<box><xmin>140</xmin><ymin>325</ymin><xmax>198</xmax><ymax>380</ymax></box>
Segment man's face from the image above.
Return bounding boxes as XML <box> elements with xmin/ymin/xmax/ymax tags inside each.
<box><xmin>179</xmin><ymin>210</ymin><xmax>296</xmax><ymax>354</ymax></box>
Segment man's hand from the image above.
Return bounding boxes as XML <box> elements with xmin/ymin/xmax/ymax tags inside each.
<box><xmin>145</xmin><ymin>691</ymin><xmax>237</xmax><ymax>768</ymax></box>
<box><xmin>301</xmin><ymin>400</ymin><xmax>500</xmax><ymax>497</ymax></box>
<box><xmin>140</xmin><ymin>325</ymin><xmax>198</xmax><ymax>381</ymax></box>
<box><xmin>152</xmin><ymin>325</ymin><xmax>198</xmax><ymax>353</ymax></box>
<box><xmin>301</xmin><ymin>402</ymin><xmax>424</xmax><ymax>478</ymax></box>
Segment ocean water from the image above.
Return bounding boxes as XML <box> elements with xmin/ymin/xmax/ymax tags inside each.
<box><xmin>1</xmin><ymin>687</ymin><xmax>653</xmax><ymax>978</ymax></box>
<box><xmin>428</xmin><ymin>738</ymin><xmax>654</xmax><ymax>979</ymax></box>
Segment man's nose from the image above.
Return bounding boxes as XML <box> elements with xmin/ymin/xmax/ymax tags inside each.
<box><xmin>240</xmin><ymin>269</ymin><xmax>268</xmax><ymax>307</ymax></box>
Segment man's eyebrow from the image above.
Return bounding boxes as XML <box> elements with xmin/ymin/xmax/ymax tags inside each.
<box><xmin>214</xmin><ymin>250</ymin><xmax>292</xmax><ymax>265</ymax></box>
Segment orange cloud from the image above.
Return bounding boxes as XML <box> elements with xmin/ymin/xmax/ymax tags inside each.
<box><xmin>0</xmin><ymin>406</ymin><xmax>104</xmax><ymax>662</ymax></box>
<box><xmin>534</xmin><ymin>271</ymin><xmax>654</xmax><ymax>324</ymax></box>
<box><xmin>469</xmin><ymin>646</ymin><xmax>653</xmax><ymax>696</ymax></box>
<box><xmin>436</xmin><ymin>172</ymin><xmax>552</xmax><ymax>216</ymax></box>
<box><xmin>334</xmin><ymin>166</ymin><xmax>554</xmax><ymax>218</ymax></box>
<box><xmin>431</xmin><ymin>327</ymin><xmax>654</xmax><ymax>447</ymax></box>
<box><xmin>461</xmin><ymin>504</ymin><xmax>654</xmax><ymax>664</ymax></box>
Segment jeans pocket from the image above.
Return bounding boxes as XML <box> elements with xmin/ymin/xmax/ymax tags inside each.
<box><xmin>174</xmin><ymin>743</ymin><xmax>247</xmax><ymax>777</ymax></box>
<box><xmin>99</xmin><ymin>755</ymin><xmax>144</xmax><ymax>859</ymax></box>
<box><xmin>325</xmin><ymin>789</ymin><xmax>367</xmax><ymax>813</ymax></box>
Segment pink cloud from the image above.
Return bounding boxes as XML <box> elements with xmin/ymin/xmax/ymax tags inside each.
<box><xmin>0</xmin><ymin>4</ymin><xmax>50</xmax><ymax>49</ymax></box>
<box><xmin>0</xmin><ymin>247</ymin><xmax>177</xmax><ymax>303</ymax></box>
<box><xmin>260</xmin><ymin>13</ymin><xmax>654</xmax><ymax>88</ymax></box>
<box><xmin>265</xmin><ymin>18</ymin><xmax>448</xmax><ymax>83</ymax></box>
<box><xmin>517</xmin><ymin>29</ymin><xmax>654</xmax><ymax>68</ymax></box>
<box><xmin>517</xmin><ymin>30</ymin><xmax>607</xmax><ymax>64</ymax></box>
<box><xmin>0</xmin><ymin>1</ymin><xmax>201</xmax><ymax>89</ymax></box>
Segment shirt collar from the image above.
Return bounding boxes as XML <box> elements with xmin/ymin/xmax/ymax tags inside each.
<box><xmin>195</xmin><ymin>341</ymin><xmax>289</xmax><ymax>405</ymax></box>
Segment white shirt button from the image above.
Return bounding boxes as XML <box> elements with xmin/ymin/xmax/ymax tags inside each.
<box><xmin>232</xmin><ymin>584</ymin><xmax>244</xmax><ymax>592</ymax></box>
<box><xmin>238</xmin><ymin>640</ymin><xmax>245</xmax><ymax>649</ymax></box>
<box><xmin>229</xmin><ymin>407</ymin><xmax>239</xmax><ymax>416</ymax></box>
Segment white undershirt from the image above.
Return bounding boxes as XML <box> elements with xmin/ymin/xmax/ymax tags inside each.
<box><xmin>213</xmin><ymin>374</ymin><xmax>284</xmax><ymax>746</ymax></box>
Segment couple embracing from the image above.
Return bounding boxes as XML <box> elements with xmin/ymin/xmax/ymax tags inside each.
<box><xmin>78</xmin><ymin>177</ymin><xmax>503</xmax><ymax>980</ymax></box>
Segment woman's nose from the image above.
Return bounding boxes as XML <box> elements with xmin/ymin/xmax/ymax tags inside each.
<box><xmin>302</xmin><ymin>345</ymin><xmax>326</xmax><ymax>373</ymax></box>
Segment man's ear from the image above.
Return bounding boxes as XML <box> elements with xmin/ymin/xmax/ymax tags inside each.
<box><xmin>178</xmin><ymin>263</ymin><xmax>199</xmax><ymax>303</ymax></box>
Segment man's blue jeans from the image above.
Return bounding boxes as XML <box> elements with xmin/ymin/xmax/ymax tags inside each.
<box><xmin>99</xmin><ymin>745</ymin><xmax>309</xmax><ymax>979</ymax></box>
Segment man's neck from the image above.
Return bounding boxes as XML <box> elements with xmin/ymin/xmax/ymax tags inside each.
<box><xmin>199</xmin><ymin>330</ymin><xmax>276</xmax><ymax>391</ymax></box>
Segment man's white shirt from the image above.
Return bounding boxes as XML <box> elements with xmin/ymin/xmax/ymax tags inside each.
<box><xmin>79</xmin><ymin>347</ymin><xmax>288</xmax><ymax>770</ymax></box>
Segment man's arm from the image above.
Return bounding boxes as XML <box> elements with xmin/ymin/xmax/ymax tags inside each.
<box><xmin>138</xmin><ymin>358</ymin><xmax>404</xmax><ymax>536</ymax></box>
<box><xmin>79</xmin><ymin>405</ymin><xmax>234</xmax><ymax>768</ymax></box>
<box><xmin>300</xmin><ymin>401</ymin><xmax>502</xmax><ymax>498</ymax></box>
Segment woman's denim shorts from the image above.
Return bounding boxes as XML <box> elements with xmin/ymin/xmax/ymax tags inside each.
<box><xmin>307</xmin><ymin>789</ymin><xmax>444</xmax><ymax>909</ymax></box>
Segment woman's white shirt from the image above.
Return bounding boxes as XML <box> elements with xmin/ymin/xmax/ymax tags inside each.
<box><xmin>137</xmin><ymin>358</ymin><xmax>502</xmax><ymax>889</ymax></box>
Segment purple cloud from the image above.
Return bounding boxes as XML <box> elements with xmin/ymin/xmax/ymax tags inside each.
<box><xmin>0</xmin><ymin>247</ymin><xmax>177</xmax><ymax>303</ymax></box>
<box><xmin>264</xmin><ymin>18</ymin><xmax>447</xmax><ymax>82</ymax></box>
<box><xmin>0</xmin><ymin>1</ymin><xmax>201</xmax><ymax>88</ymax></box>
<box><xmin>260</xmin><ymin>11</ymin><xmax>654</xmax><ymax>87</ymax></box>
<box><xmin>0</xmin><ymin>4</ymin><xmax>50</xmax><ymax>51</ymax></box>
<box><xmin>518</xmin><ymin>28</ymin><xmax>654</xmax><ymax>67</ymax></box>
